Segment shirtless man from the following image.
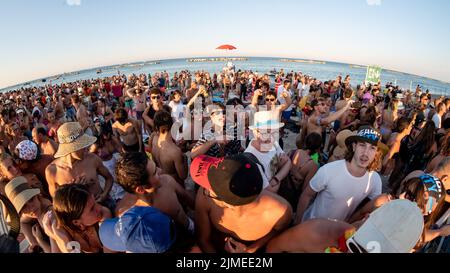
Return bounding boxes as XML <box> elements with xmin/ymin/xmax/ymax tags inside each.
<box><xmin>45</xmin><ymin>122</ymin><xmax>113</xmax><ymax>204</ymax></box>
<box><xmin>46</xmin><ymin>109</ymin><xmax>61</xmax><ymax>143</ymax></box>
<box><xmin>150</xmin><ymin>111</ymin><xmax>188</xmax><ymax>186</ymax></box>
<box><xmin>305</xmin><ymin>97</ymin><xmax>353</xmax><ymax>138</ymax></box>
<box><xmin>191</xmin><ymin>153</ymin><xmax>292</xmax><ymax>253</ymax></box>
<box><xmin>112</xmin><ymin>108</ymin><xmax>142</xmax><ymax>153</ymax></box>
<box><xmin>52</xmin><ymin>93</ymin><xmax>65</xmax><ymax>122</ymax></box>
<box><xmin>114</xmin><ymin>152</ymin><xmax>195</xmax><ymax>233</ymax></box>
<box><xmin>71</xmin><ymin>94</ymin><xmax>94</xmax><ymax>135</ymax></box>
<box><xmin>32</xmin><ymin>127</ymin><xmax>58</xmax><ymax>156</ymax></box>
<box><xmin>251</xmin><ymin>89</ymin><xmax>291</xmax><ymax>114</ymax></box>
<box><xmin>335</xmin><ymin>88</ymin><xmax>354</xmax><ymax>129</ymax></box>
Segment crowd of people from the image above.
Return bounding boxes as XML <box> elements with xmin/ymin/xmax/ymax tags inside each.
<box><xmin>0</xmin><ymin>66</ymin><xmax>449</xmax><ymax>253</ymax></box>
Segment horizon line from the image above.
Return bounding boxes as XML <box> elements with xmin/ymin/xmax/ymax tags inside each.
<box><xmin>2</xmin><ymin>55</ymin><xmax>450</xmax><ymax>91</ymax></box>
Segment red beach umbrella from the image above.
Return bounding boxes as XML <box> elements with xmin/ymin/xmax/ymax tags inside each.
<box><xmin>216</xmin><ymin>44</ymin><xmax>237</xmax><ymax>50</ymax></box>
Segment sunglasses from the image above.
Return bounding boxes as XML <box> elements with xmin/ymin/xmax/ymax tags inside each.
<box><xmin>151</xmin><ymin>95</ymin><xmax>161</xmax><ymax>100</ymax></box>
<box><xmin>266</xmin><ymin>98</ymin><xmax>276</xmax><ymax>102</ymax></box>
<box><xmin>346</xmin><ymin>237</ymin><xmax>368</xmax><ymax>253</ymax></box>
<box><xmin>212</xmin><ymin>110</ymin><xmax>225</xmax><ymax>116</ymax></box>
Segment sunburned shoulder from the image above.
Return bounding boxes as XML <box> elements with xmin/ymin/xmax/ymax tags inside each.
<box><xmin>85</xmin><ymin>152</ymin><xmax>102</xmax><ymax>162</ymax></box>
<box><xmin>45</xmin><ymin>160</ymin><xmax>60</xmax><ymax>173</ymax></box>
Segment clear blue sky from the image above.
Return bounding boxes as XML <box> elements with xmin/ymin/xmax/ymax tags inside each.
<box><xmin>1</xmin><ymin>0</ymin><xmax>449</xmax><ymax>88</ymax></box>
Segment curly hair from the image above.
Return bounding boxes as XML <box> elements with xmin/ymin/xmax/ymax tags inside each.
<box><xmin>115</xmin><ymin>152</ymin><xmax>150</xmax><ymax>194</ymax></box>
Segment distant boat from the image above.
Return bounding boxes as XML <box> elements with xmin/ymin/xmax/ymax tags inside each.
<box><xmin>350</xmin><ymin>65</ymin><xmax>366</xmax><ymax>69</ymax></box>
<box><xmin>280</xmin><ymin>59</ymin><xmax>326</xmax><ymax>64</ymax></box>
<box><xmin>96</xmin><ymin>69</ymin><xmax>102</xmax><ymax>74</ymax></box>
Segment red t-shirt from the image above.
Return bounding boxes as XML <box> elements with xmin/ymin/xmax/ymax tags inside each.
<box><xmin>112</xmin><ymin>84</ymin><xmax>123</xmax><ymax>97</ymax></box>
<box><xmin>104</xmin><ymin>82</ymin><xmax>111</xmax><ymax>92</ymax></box>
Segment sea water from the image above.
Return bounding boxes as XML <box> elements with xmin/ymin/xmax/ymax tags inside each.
<box><xmin>2</xmin><ymin>57</ymin><xmax>449</xmax><ymax>96</ymax></box>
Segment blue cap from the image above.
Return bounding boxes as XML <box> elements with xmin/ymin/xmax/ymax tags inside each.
<box><xmin>99</xmin><ymin>206</ymin><xmax>176</xmax><ymax>253</ymax></box>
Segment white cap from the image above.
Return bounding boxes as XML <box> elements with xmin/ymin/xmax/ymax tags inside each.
<box><xmin>354</xmin><ymin>199</ymin><xmax>424</xmax><ymax>253</ymax></box>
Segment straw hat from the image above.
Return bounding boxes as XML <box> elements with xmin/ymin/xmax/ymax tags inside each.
<box><xmin>54</xmin><ymin>122</ymin><xmax>97</xmax><ymax>158</ymax></box>
<box><xmin>5</xmin><ymin>176</ymin><xmax>40</xmax><ymax>214</ymax></box>
<box><xmin>332</xmin><ymin>130</ymin><xmax>356</xmax><ymax>159</ymax></box>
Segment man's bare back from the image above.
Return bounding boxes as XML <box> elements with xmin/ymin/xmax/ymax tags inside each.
<box><xmin>113</xmin><ymin>120</ymin><xmax>139</xmax><ymax>146</ymax></box>
<box><xmin>151</xmin><ymin>135</ymin><xmax>187</xmax><ymax>185</ymax></box>
<box><xmin>202</xmin><ymin>190</ymin><xmax>292</xmax><ymax>242</ymax></box>
<box><xmin>115</xmin><ymin>175</ymin><xmax>192</xmax><ymax>228</ymax></box>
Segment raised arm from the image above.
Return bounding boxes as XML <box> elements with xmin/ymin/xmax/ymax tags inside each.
<box><xmin>321</xmin><ymin>100</ymin><xmax>352</xmax><ymax>125</ymax></box>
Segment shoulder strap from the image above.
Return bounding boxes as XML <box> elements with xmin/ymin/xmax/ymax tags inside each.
<box><xmin>0</xmin><ymin>194</ymin><xmax>20</xmax><ymax>240</ymax></box>
<box><xmin>244</xmin><ymin>152</ymin><xmax>266</xmax><ymax>174</ymax></box>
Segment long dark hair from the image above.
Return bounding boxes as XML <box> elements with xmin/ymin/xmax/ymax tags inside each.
<box><xmin>412</xmin><ymin>121</ymin><xmax>436</xmax><ymax>157</ymax></box>
<box><xmin>398</xmin><ymin>177</ymin><xmax>447</xmax><ymax>245</ymax></box>
<box><xmin>53</xmin><ymin>184</ymin><xmax>90</xmax><ymax>232</ymax></box>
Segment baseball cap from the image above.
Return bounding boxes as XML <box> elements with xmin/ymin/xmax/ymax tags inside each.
<box><xmin>349</xmin><ymin>199</ymin><xmax>424</xmax><ymax>253</ymax></box>
<box><xmin>418</xmin><ymin>174</ymin><xmax>443</xmax><ymax>215</ymax></box>
<box><xmin>345</xmin><ymin>126</ymin><xmax>382</xmax><ymax>147</ymax></box>
<box><xmin>99</xmin><ymin>206</ymin><xmax>176</xmax><ymax>253</ymax></box>
<box><xmin>190</xmin><ymin>153</ymin><xmax>264</xmax><ymax>206</ymax></box>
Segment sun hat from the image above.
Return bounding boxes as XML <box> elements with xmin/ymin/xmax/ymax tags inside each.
<box><xmin>190</xmin><ymin>153</ymin><xmax>264</xmax><ymax>206</ymax></box>
<box><xmin>54</xmin><ymin>122</ymin><xmax>97</xmax><ymax>158</ymax></box>
<box><xmin>249</xmin><ymin>111</ymin><xmax>284</xmax><ymax>130</ymax></box>
<box><xmin>15</xmin><ymin>140</ymin><xmax>38</xmax><ymax>161</ymax></box>
<box><xmin>5</xmin><ymin>176</ymin><xmax>40</xmax><ymax>214</ymax></box>
<box><xmin>345</xmin><ymin>125</ymin><xmax>382</xmax><ymax>147</ymax></box>
<box><xmin>336</xmin><ymin>130</ymin><xmax>356</xmax><ymax>148</ymax></box>
<box><xmin>348</xmin><ymin>199</ymin><xmax>424</xmax><ymax>253</ymax></box>
<box><xmin>332</xmin><ymin>130</ymin><xmax>356</xmax><ymax>159</ymax></box>
<box><xmin>99</xmin><ymin>206</ymin><xmax>176</xmax><ymax>253</ymax></box>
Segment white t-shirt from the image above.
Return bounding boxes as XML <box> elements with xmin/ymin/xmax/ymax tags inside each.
<box><xmin>277</xmin><ymin>86</ymin><xmax>293</xmax><ymax>111</ymax></box>
<box><xmin>168</xmin><ymin>101</ymin><xmax>185</xmax><ymax>122</ymax></box>
<box><xmin>432</xmin><ymin>113</ymin><xmax>441</xmax><ymax>128</ymax></box>
<box><xmin>303</xmin><ymin>160</ymin><xmax>382</xmax><ymax>223</ymax></box>
<box><xmin>244</xmin><ymin>141</ymin><xmax>284</xmax><ymax>189</ymax></box>
<box><xmin>424</xmin><ymin>108</ymin><xmax>430</xmax><ymax>119</ymax></box>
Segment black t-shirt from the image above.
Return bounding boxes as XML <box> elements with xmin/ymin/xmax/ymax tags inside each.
<box><xmin>147</xmin><ymin>104</ymin><xmax>158</xmax><ymax>120</ymax></box>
